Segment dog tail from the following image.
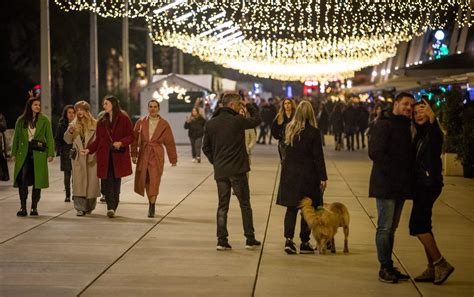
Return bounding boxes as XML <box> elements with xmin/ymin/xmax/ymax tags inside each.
<box><xmin>299</xmin><ymin>197</ymin><xmax>317</xmax><ymax>227</ymax></box>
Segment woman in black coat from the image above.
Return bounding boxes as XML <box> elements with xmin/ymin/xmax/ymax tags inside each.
<box><xmin>271</xmin><ymin>98</ymin><xmax>296</xmax><ymax>161</ymax></box>
<box><xmin>409</xmin><ymin>100</ymin><xmax>454</xmax><ymax>285</ymax></box>
<box><xmin>55</xmin><ymin>105</ymin><xmax>75</xmax><ymax>202</ymax></box>
<box><xmin>277</xmin><ymin>100</ymin><xmax>328</xmax><ymax>254</ymax></box>
<box><xmin>184</xmin><ymin>107</ymin><xmax>206</xmax><ymax>163</ymax></box>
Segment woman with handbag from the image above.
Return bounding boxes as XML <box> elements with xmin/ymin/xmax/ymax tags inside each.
<box><xmin>81</xmin><ymin>95</ymin><xmax>133</xmax><ymax>218</ymax></box>
<box><xmin>55</xmin><ymin>105</ymin><xmax>75</xmax><ymax>202</ymax></box>
<box><xmin>11</xmin><ymin>96</ymin><xmax>55</xmax><ymax>216</ymax></box>
<box><xmin>271</xmin><ymin>98</ymin><xmax>296</xmax><ymax>161</ymax></box>
<box><xmin>64</xmin><ymin>101</ymin><xmax>100</xmax><ymax>216</ymax></box>
<box><xmin>131</xmin><ymin>99</ymin><xmax>177</xmax><ymax>218</ymax></box>
<box><xmin>276</xmin><ymin>100</ymin><xmax>327</xmax><ymax>254</ymax></box>
<box><xmin>409</xmin><ymin>100</ymin><xmax>454</xmax><ymax>285</ymax></box>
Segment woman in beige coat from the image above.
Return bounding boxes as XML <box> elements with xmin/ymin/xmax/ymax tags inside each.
<box><xmin>64</xmin><ymin>101</ymin><xmax>101</xmax><ymax>216</ymax></box>
<box><xmin>131</xmin><ymin>99</ymin><xmax>177</xmax><ymax>218</ymax></box>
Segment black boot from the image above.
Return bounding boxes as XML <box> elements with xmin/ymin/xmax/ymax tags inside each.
<box><xmin>17</xmin><ymin>190</ymin><xmax>27</xmax><ymax>216</ymax></box>
<box><xmin>148</xmin><ymin>203</ymin><xmax>155</xmax><ymax>218</ymax></box>
<box><xmin>30</xmin><ymin>188</ymin><xmax>41</xmax><ymax>216</ymax></box>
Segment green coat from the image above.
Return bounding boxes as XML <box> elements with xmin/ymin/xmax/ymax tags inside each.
<box><xmin>11</xmin><ymin>113</ymin><xmax>55</xmax><ymax>188</ymax></box>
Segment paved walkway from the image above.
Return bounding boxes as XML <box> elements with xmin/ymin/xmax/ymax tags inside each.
<box><xmin>1</xmin><ymin>138</ymin><xmax>473</xmax><ymax>297</ymax></box>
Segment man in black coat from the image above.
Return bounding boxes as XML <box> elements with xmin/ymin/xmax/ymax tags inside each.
<box><xmin>202</xmin><ymin>92</ymin><xmax>262</xmax><ymax>251</ymax></box>
<box><xmin>368</xmin><ymin>92</ymin><xmax>415</xmax><ymax>283</ymax></box>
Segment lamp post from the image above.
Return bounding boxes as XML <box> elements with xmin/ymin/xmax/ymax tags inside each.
<box><xmin>40</xmin><ymin>0</ymin><xmax>52</xmax><ymax>119</ymax></box>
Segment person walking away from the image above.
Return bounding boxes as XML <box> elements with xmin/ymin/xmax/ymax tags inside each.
<box><xmin>271</xmin><ymin>98</ymin><xmax>296</xmax><ymax>161</ymax></box>
<box><xmin>184</xmin><ymin>107</ymin><xmax>206</xmax><ymax>163</ymax></box>
<box><xmin>202</xmin><ymin>92</ymin><xmax>261</xmax><ymax>251</ymax></box>
<box><xmin>257</xmin><ymin>99</ymin><xmax>274</xmax><ymax>144</ymax></box>
<box><xmin>368</xmin><ymin>92</ymin><xmax>415</xmax><ymax>283</ymax></box>
<box><xmin>81</xmin><ymin>95</ymin><xmax>133</xmax><ymax>218</ymax></box>
<box><xmin>64</xmin><ymin>101</ymin><xmax>100</xmax><ymax>216</ymax></box>
<box><xmin>409</xmin><ymin>100</ymin><xmax>454</xmax><ymax>285</ymax></box>
<box><xmin>55</xmin><ymin>105</ymin><xmax>75</xmax><ymax>202</ymax></box>
<box><xmin>11</xmin><ymin>96</ymin><xmax>55</xmax><ymax>216</ymax></box>
<box><xmin>132</xmin><ymin>99</ymin><xmax>177</xmax><ymax>218</ymax></box>
<box><xmin>277</xmin><ymin>101</ymin><xmax>327</xmax><ymax>254</ymax></box>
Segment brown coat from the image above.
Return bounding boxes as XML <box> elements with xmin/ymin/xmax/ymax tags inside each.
<box><xmin>131</xmin><ymin>116</ymin><xmax>177</xmax><ymax>197</ymax></box>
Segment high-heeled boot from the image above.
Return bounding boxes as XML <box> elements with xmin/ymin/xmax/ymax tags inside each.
<box><xmin>30</xmin><ymin>188</ymin><xmax>41</xmax><ymax>216</ymax></box>
<box><xmin>148</xmin><ymin>203</ymin><xmax>155</xmax><ymax>218</ymax></box>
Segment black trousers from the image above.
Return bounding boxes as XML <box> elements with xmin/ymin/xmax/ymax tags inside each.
<box><xmin>17</xmin><ymin>150</ymin><xmax>41</xmax><ymax>209</ymax></box>
<box><xmin>355</xmin><ymin>129</ymin><xmax>366</xmax><ymax>149</ymax></box>
<box><xmin>63</xmin><ymin>170</ymin><xmax>72</xmax><ymax>198</ymax></box>
<box><xmin>216</xmin><ymin>173</ymin><xmax>255</xmax><ymax>242</ymax></box>
<box><xmin>284</xmin><ymin>206</ymin><xmax>311</xmax><ymax>242</ymax></box>
<box><xmin>101</xmin><ymin>154</ymin><xmax>121</xmax><ymax>211</ymax></box>
<box><xmin>345</xmin><ymin>132</ymin><xmax>354</xmax><ymax>150</ymax></box>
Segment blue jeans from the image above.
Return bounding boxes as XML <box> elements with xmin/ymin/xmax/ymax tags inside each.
<box><xmin>375</xmin><ymin>198</ymin><xmax>405</xmax><ymax>270</ymax></box>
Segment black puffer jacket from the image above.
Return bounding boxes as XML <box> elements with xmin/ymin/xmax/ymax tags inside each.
<box><xmin>368</xmin><ymin>112</ymin><xmax>415</xmax><ymax>200</ymax></box>
<box><xmin>184</xmin><ymin>116</ymin><xmax>206</xmax><ymax>139</ymax></box>
<box><xmin>202</xmin><ymin>104</ymin><xmax>261</xmax><ymax>180</ymax></box>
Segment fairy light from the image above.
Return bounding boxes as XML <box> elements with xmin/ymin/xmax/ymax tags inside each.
<box><xmin>53</xmin><ymin>0</ymin><xmax>473</xmax><ymax>80</ymax></box>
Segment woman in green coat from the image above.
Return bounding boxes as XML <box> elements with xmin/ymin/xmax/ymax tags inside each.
<box><xmin>11</xmin><ymin>96</ymin><xmax>55</xmax><ymax>216</ymax></box>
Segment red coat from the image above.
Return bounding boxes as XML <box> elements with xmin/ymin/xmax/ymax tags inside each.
<box><xmin>131</xmin><ymin>116</ymin><xmax>177</xmax><ymax>196</ymax></box>
<box><xmin>87</xmin><ymin>112</ymin><xmax>133</xmax><ymax>179</ymax></box>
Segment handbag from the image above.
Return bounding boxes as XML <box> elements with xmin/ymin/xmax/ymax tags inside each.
<box><xmin>30</xmin><ymin>139</ymin><xmax>47</xmax><ymax>151</ymax></box>
<box><xmin>69</xmin><ymin>148</ymin><xmax>77</xmax><ymax>160</ymax></box>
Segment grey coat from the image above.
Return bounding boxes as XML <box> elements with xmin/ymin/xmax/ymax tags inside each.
<box><xmin>64</xmin><ymin>127</ymin><xmax>100</xmax><ymax>199</ymax></box>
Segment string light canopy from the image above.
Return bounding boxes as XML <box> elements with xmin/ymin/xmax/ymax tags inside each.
<box><xmin>54</xmin><ymin>0</ymin><xmax>473</xmax><ymax>80</ymax></box>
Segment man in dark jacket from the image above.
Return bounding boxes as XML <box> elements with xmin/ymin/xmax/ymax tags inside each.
<box><xmin>202</xmin><ymin>92</ymin><xmax>262</xmax><ymax>251</ymax></box>
<box><xmin>369</xmin><ymin>92</ymin><xmax>415</xmax><ymax>283</ymax></box>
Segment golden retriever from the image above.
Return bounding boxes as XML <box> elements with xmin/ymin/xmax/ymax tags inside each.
<box><xmin>299</xmin><ymin>197</ymin><xmax>350</xmax><ymax>254</ymax></box>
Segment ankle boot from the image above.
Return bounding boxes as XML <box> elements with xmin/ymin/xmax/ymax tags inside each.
<box><xmin>434</xmin><ymin>257</ymin><xmax>455</xmax><ymax>285</ymax></box>
<box><xmin>148</xmin><ymin>203</ymin><xmax>155</xmax><ymax>218</ymax></box>
<box><xmin>17</xmin><ymin>208</ymin><xmax>28</xmax><ymax>217</ymax></box>
<box><xmin>414</xmin><ymin>264</ymin><xmax>434</xmax><ymax>282</ymax></box>
<box><xmin>30</xmin><ymin>209</ymin><xmax>38</xmax><ymax>216</ymax></box>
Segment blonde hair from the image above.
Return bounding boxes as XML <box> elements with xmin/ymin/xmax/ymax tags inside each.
<box><xmin>276</xmin><ymin>98</ymin><xmax>296</xmax><ymax>125</ymax></box>
<box><xmin>72</xmin><ymin>101</ymin><xmax>97</xmax><ymax>138</ymax></box>
<box><xmin>285</xmin><ymin>100</ymin><xmax>317</xmax><ymax>146</ymax></box>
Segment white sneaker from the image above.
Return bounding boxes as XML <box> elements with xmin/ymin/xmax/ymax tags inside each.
<box><xmin>192</xmin><ymin>158</ymin><xmax>196</xmax><ymax>163</ymax></box>
<box><xmin>107</xmin><ymin>209</ymin><xmax>115</xmax><ymax>218</ymax></box>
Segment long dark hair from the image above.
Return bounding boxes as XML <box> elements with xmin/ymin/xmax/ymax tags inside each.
<box><xmin>21</xmin><ymin>97</ymin><xmax>41</xmax><ymax>128</ymax></box>
<box><xmin>59</xmin><ymin>105</ymin><xmax>74</xmax><ymax>125</ymax></box>
<box><xmin>100</xmin><ymin>95</ymin><xmax>122</xmax><ymax>127</ymax></box>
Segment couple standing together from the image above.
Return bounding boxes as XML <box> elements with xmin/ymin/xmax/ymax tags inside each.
<box><xmin>369</xmin><ymin>92</ymin><xmax>454</xmax><ymax>285</ymax></box>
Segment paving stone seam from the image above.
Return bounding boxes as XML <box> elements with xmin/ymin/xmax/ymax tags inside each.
<box><xmin>438</xmin><ymin>199</ymin><xmax>474</xmax><ymax>223</ymax></box>
<box><xmin>330</xmin><ymin>159</ymin><xmax>424</xmax><ymax>297</ymax></box>
<box><xmin>0</xmin><ymin>208</ymin><xmax>73</xmax><ymax>245</ymax></box>
<box><xmin>77</xmin><ymin>171</ymin><xmax>214</xmax><ymax>296</ymax></box>
<box><xmin>251</xmin><ymin>162</ymin><xmax>281</xmax><ymax>297</ymax></box>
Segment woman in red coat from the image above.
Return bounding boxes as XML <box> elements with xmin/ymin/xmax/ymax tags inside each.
<box><xmin>131</xmin><ymin>99</ymin><xmax>177</xmax><ymax>218</ymax></box>
<box><xmin>81</xmin><ymin>95</ymin><xmax>133</xmax><ymax>218</ymax></box>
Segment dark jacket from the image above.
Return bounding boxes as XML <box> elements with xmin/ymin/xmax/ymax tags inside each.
<box><xmin>260</xmin><ymin>105</ymin><xmax>277</xmax><ymax>125</ymax></box>
<box><xmin>55</xmin><ymin>120</ymin><xmax>73</xmax><ymax>172</ymax></box>
<box><xmin>271</xmin><ymin>114</ymin><xmax>292</xmax><ymax>143</ymax></box>
<box><xmin>87</xmin><ymin>112</ymin><xmax>134</xmax><ymax>179</ymax></box>
<box><xmin>277</xmin><ymin>125</ymin><xmax>328</xmax><ymax>207</ymax></box>
<box><xmin>343</xmin><ymin>105</ymin><xmax>358</xmax><ymax>134</ymax></box>
<box><xmin>330</xmin><ymin>110</ymin><xmax>344</xmax><ymax>134</ymax></box>
<box><xmin>184</xmin><ymin>116</ymin><xmax>206</xmax><ymax>139</ymax></box>
<box><xmin>202</xmin><ymin>104</ymin><xmax>261</xmax><ymax>180</ymax></box>
<box><xmin>357</xmin><ymin>106</ymin><xmax>369</xmax><ymax>130</ymax></box>
<box><xmin>368</xmin><ymin>112</ymin><xmax>414</xmax><ymax>200</ymax></box>
<box><xmin>318</xmin><ymin>107</ymin><xmax>329</xmax><ymax>134</ymax></box>
<box><xmin>414</xmin><ymin>120</ymin><xmax>443</xmax><ymax>188</ymax></box>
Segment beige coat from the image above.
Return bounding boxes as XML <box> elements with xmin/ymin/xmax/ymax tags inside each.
<box><xmin>131</xmin><ymin>116</ymin><xmax>177</xmax><ymax>197</ymax></box>
<box><xmin>64</xmin><ymin>127</ymin><xmax>100</xmax><ymax>199</ymax></box>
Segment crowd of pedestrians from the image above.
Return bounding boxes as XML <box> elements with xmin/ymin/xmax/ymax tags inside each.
<box><xmin>3</xmin><ymin>88</ymin><xmax>455</xmax><ymax>285</ymax></box>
